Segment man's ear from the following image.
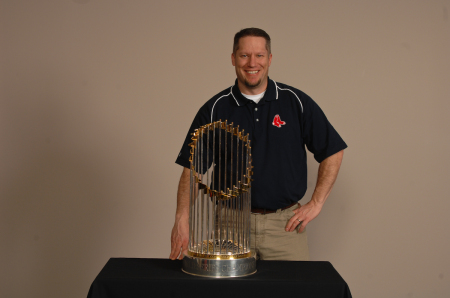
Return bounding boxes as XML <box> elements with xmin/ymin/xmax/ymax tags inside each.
<box><xmin>231</xmin><ymin>53</ymin><xmax>236</xmax><ymax>66</ymax></box>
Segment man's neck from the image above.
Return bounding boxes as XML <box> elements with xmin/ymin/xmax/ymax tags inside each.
<box><xmin>238</xmin><ymin>78</ymin><xmax>268</xmax><ymax>95</ymax></box>
<box><xmin>241</xmin><ymin>91</ymin><xmax>265</xmax><ymax>104</ymax></box>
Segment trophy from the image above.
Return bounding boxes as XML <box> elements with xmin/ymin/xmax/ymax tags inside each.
<box><xmin>182</xmin><ymin>120</ymin><xmax>256</xmax><ymax>277</ymax></box>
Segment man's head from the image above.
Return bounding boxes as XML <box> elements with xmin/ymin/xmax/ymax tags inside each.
<box><xmin>233</xmin><ymin>28</ymin><xmax>271</xmax><ymax>54</ymax></box>
<box><xmin>232</xmin><ymin>28</ymin><xmax>272</xmax><ymax>95</ymax></box>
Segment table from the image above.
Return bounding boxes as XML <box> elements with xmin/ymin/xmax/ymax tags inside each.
<box><xmin>87</xmin><ymin>258</ymin><xmax>352</xmax><ymax>298</ymax></box>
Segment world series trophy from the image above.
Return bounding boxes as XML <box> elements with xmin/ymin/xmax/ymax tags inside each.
<box><xmin>182</xmin><ymin>120</ymin><xmax>257</xmax><ymax>277</ymax></box>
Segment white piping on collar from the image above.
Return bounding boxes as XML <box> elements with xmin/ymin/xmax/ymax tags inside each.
<box><xmin>273</xmin><ymin>80</ymin><xmax>303</xmax><ymax>113</ymax></box>
<box><xmin>230</xmin><ymin>86</ymin><xmax>239</xmax><ymax>106</ymax></box>
<box><xmin>211</xmin><ymin>87</ymin><xmax>238</xmax><ymax>123</ymax></box>
<box><xmin>273</xmin><ymin>80</ymin><xmax>279</xmax><ymax>100</ymax></box>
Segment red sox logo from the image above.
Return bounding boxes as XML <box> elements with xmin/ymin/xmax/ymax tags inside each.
<box><xmin>272</xmin><ymin>114</ymin><xmax>286</xmax><ymax>128</ymax></box>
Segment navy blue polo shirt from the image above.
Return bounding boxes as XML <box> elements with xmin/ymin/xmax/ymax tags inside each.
<box><xmin>175</xmin><ymin>78</ymin><xmax>347</xmax><ymax>210</ymax></box>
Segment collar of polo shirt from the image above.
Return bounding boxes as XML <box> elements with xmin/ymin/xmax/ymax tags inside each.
<box><xmin>232</xmin><ymin>77</ymin><xmax>278</xmax><ymax>106</ymax></box>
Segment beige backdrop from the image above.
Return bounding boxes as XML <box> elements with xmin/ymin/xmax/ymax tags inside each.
<box><xmin>1</xmin><ymin>0</ymin><xmax>449</xmax><ymax>297</ymax></box>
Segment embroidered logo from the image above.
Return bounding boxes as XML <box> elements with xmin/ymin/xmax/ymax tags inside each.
<box><xmin>272</xmin><ymin>114</ymin><xmax>286</xmax><ymax>128</ymax></box>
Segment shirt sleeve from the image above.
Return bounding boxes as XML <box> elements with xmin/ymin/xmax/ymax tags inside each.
<box><xmin>301</xmin><ymin>96</ymin><xmax>348</xmax><ymax>163</ymax></box>
<box><xmin>175</xmin><ymin>104</ymin><xmax>211</xmax><ymax>168</ymax></box>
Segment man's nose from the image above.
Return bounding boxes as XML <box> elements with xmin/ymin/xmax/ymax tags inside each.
<box><xmin>248</xmin><ymin>55</ymin><xmax>256</xmax><ymax>67</ymax></box>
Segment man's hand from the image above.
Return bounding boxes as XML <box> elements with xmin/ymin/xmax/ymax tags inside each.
<box><xmin>285</xmin><ymin>150</ymin><xmax>344</xmax><ymax>233</ymax></box>
<box><xmin>285</xmin><ymin>201</ymin><xmax>323</xmax><ymax>233</ymax></box>
<box><xmin>169</xmin><ymin>216</ymin><xmax>189</xmax><ymax>260</ymax></box>
<box><xmin>169</xmin><ymin>167</ymin><xmax>191</xmax><ymax>260</ymax></box>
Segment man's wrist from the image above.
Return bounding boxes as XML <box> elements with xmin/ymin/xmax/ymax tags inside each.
<box><xmin>175</xmin><ymin>210</ymin><xmax>189</xmax><ymax>221</ymax></box>
<box><xmin>310</xmin><ymin>195</ymin><xmax>326</xmax><ymax>208</ymax></box>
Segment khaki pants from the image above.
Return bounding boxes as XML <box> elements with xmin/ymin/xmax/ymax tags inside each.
<box><xmin>250</xmin><ymin>203</ymin><xmax>310</xmax><ymax>261</ymax></box>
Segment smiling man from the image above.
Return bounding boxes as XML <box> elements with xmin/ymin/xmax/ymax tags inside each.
<box><xmin>232</xmin><ymin>34</ymin><xmax>272</xmax><ymax>93</ymax></box>
<box><xmin>170</xmin><ymin>28</ymin><xmax>347</xmax><ymax>261</ymax></box>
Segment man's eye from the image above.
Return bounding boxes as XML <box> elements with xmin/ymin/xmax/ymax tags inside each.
<box><xmin>242</xmin><ymin>55</ymin><xmax>247</xmax><ymax>58</ymax></box>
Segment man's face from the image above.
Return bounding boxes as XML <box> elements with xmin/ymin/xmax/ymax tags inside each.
<box><xmin>232</xmin><ymin>36</ymin><xmax>272</xmax><ymax>95</ymax></box>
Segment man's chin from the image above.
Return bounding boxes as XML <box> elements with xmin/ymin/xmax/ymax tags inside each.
<box><xmin>244</xmin><ymin>79</ymin><xmax>262</xmax><ymax>88</ymax></box>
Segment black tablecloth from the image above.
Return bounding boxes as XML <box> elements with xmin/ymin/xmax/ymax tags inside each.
<box><xmin>87</xmin><ymin>258</ymin><xmax>352</xmax><ymax>298</ymax></box>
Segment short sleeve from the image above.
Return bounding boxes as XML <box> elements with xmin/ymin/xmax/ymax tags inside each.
<box><xmin>302</xmin><ymin>96</ymin><xmax>347</xmax><ymax>163</ymax></box>
<box><xmin>175</xmin><ymin>104</ymin><xmax>211</xmax><ymax>168</ymax></box>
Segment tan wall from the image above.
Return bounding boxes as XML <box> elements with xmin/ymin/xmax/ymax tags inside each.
<box><xmin>1</xmin><ymin>1</ymin><xmax>449</xmax><ymax>297</ymax></box>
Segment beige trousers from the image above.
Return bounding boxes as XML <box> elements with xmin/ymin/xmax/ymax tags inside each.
<box><xmin>250</xmin><ymin>203</ymin><xmax>310</xmax><ymax>261</ymax></box>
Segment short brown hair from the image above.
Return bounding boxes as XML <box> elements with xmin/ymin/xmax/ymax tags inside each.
<box><xmin>233</xmin><ymin>28</ymin><xmax>271</xmax><ymax>54</ymax></box>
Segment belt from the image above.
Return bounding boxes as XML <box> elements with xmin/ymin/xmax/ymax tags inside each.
<box><xmin>251</xmin><ymin>202</ymin><xmax>298</xmax><ymax>214</ymax></box>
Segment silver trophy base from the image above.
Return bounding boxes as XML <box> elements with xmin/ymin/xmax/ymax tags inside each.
<box><xmin>182</xmin><ymin>253</ymin><xmax>257</xmax><ymax>278</ymax></box>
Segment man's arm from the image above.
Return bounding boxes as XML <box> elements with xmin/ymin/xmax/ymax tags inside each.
<box><xmin>169</xmin><ymin>167</ymin><xmax>190</xmax><ymax>260</ymax></box>
<box><xmin>285</xmin><ymin>150</ymin><xmax>344</xmax><ymax>233</ymax></box>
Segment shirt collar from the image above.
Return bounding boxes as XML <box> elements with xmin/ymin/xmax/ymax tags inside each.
<box><xmin>231</xmin><ymin>77</ymin><xmax>277</xmax><ymax>106</ymax></box>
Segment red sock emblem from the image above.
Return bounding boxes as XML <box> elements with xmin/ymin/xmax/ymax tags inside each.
<box><xmin>272</xmin><ymin>114</ymin><xmax>286</xmax><ymax>128</ymax></box>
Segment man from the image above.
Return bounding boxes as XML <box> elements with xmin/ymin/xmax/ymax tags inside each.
<box><xmin>170</xmin><ymin>28</ymin><xmax>347</xmax><ymax>261</ymax></box>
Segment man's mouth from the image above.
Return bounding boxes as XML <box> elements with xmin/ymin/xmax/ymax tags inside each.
<box><xmin>246</xmin><ymin>70</ymin><xmax>259</xmax><ymax>74</ymax></box>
